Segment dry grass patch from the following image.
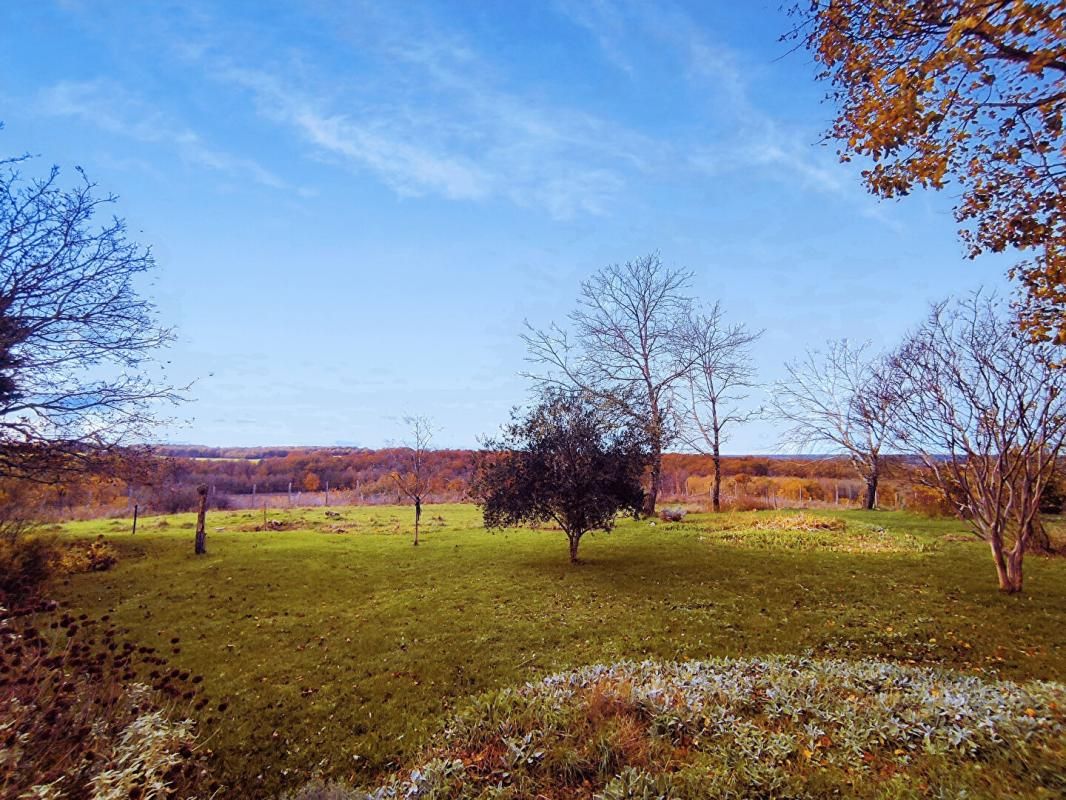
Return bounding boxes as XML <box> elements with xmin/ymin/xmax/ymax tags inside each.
<box><xmin>753</xmin><ymin>512</ymin><xmax>847</xmax><ymax>532</ymax></box>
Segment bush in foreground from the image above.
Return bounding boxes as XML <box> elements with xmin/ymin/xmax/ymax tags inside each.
<box><xmin>0</xmin><ymin>534</ymin><xmax>119</xmax><ymax>611</ymax></box>
<box><xmin>0</xmin><ymin>604</ymin><xmax>213</xmax><ymax>799</ymax></box>
<box><xmin>299</xmin><ymin>656</ymin><xmax>1064</xmax><ymax>800</ymax></box>
<box><xmin>0</xmin><ymin>534</ymin><xmax>57</xmax><ymax>607</ymax></box>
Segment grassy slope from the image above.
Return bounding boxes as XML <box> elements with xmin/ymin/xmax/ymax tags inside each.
<box><xmin>54</xmin><ymin>505</ymin><xmax>1066</xmax><ymax>797</ymax></box>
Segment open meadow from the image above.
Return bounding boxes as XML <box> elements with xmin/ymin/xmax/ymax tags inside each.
<box><xmin>51</xmin><ymin>504</ymin><xmax>1066</xmax><ymax>797</ymax></box>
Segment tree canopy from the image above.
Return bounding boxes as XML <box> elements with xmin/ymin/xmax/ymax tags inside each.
<box><xmin>523</xmin><ymin>253</ymin><xmax>698</xmax><ymax>515</ymax></box>
<box><xmin>792</xmin><ymin>1</ymin><xmax>1066</xmax><ymax>343</ymax></box>
<box><xmin>0</xmin><ymin>154</ymin><xmax>179</xmax><ymax>481</ymax></box>
<box><xmin>888</xmin><ymin>292</ymin><xmax>1066</xmax><ymax>591</ymax></box>
<box><xmin>473</xmin><ymin>389</ymin><xmax>649</xmax><ymax>563</ymax></box>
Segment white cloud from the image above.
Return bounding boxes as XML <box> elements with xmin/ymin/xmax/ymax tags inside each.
<box><xmin>293</xmin><ymin>109</ymin><xmax>493</xmax><ymax>201</ymax></box>
<box><xmin>209</xmin><ymin>34</ymin><xmax>662</xmax><ymax>219</ymax></box>
<box><xmin>552</xmin><ymin>0</ymin><xmax>869</xmax><ymax>201</ymax></box>
<box><xmin>553</xmin><ymin>0</ymin><xmax>637</xmax><ymax>74</ymax></box>
<box><xmin>50</xmin><ymin>0</ymin><xmax>886</xmax><ymax>221</ymax></box>
<box><xmin>37</xmin><ymin>79</ymin><xmax>289</xmax><ymax>190</ymax></box>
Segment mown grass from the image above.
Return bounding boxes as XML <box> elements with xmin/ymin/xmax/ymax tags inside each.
<box><xmin>52</xmin><ymin>505</ymin><xmax>1066</xmax><ymax>798</ymax></box>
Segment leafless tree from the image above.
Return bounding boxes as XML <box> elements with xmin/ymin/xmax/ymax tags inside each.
<box><xmin>888</xmin><ymin>294</ymin><xmax>1066</xmax><ymax>593</ymax></box>
<box><xmin>0</xmin><ymin>153</ymin><xmax>180</xmax><ymax>483</ymax></box>
<box><xmin>390</xmin><ymin>415</ymin><xmax>435</xmax><ymax>546</ymax></box>
<box><xmin>771</xmin><ymin>340</ymin><xmax>896</xmax><ymax>509</ymax></box>
<box><xmin>679</xmin><ymin>304</ymin><xmax>763</xmax><ymax>511</ymax></box>
<box><xmin>522</xmin><ymin>253</ymin><xmax>697</xmax><ymax>515</ymax></box>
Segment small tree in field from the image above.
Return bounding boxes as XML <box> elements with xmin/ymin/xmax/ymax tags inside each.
<box><xmin>523</xmin><ymin>253</ymin><xmax>697</xmax><ymax>516</ymax></box>
<box><xmin>473</xmin><ymin>389</ymin><xmax>649</xmax><ymax>563</ymax></box>
<box><xmin>390</xmin><ymin>415</ymin><xmax>435</xmax><ymax>546</ymax></box>
<box><xmin>679</xmin><ymin>304</ymin><xmax>763</xmax><ymax>512</ymax></box>
<box><xmin>302</xmin><ymin>471</ymin><xmax>321</xmax><ymax>493</ymax></box>
<box><xmin>889</xmin><ymin>293</ymin><xmax>1066</xmax><ymax>593</ymax></box>
<box><xmin>772</xmin><ymin>340</ymin><xmax>896</xmax><ymax>509</ymax></box>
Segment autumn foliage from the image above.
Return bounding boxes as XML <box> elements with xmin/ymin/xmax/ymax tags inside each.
<box><xmin>793</xmin><ymin>1</ymin><xmax>1066</xmax><ymax>342</ymax></box>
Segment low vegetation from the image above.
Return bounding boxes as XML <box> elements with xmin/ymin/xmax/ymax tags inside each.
<box><xmin>322</xmin><ymin>656</ymin><xmax>1065</xmax><ymax>799</ymax></box>
<box><xmin>0</xmin><ymin>602</ymin><xmax>213</xmax><ymax>798</ymax></box>
<box><xmin>48</xmin><ymin>504</ymin><xmax>1066</xmax><ymax>797</ymax></box>
<box><xmin>752</xmin><ymin>511</ymin><xmax>846</xmax><ymax>532</ymax></box>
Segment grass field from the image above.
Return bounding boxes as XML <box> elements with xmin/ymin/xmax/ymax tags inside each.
<box><xmin>53</xmin><ymin>505</ymin><xmax>1066</xmax><ymax>797</ymax></box>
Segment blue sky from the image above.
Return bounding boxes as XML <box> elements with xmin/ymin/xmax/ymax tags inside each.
<box><xmin>1</xmin><ymin>0</ymin><xmax>1010</xmax><ymax>451</ymax></box>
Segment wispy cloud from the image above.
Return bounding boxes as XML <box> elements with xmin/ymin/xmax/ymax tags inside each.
<box><xmin>219</xmin><ymin>66</ymin><xmax>493</xmax><ymax>202</ymax></box>
<box><xmin>552</xmin><ymin>0</ymin><xmax>872</xmax><ymax>204</ymax></box>
<box><xmin>171</xmin><ymin>4</ymin><xmax>667</xmax><ymax>219</ymax></box>
<box><xmin>553</xmin><ymin>0</ymin><xmax>637</xmax><ymax>75</ymax></box>
<box><xmin>36</xmin><ymin>79</ymin><xmax>289</xmax><ymax>190</ymax></box>
<box><xmin>58</xmin><ymin>0</ymin><xmax>883</xmax><ymax>221</ymax></box>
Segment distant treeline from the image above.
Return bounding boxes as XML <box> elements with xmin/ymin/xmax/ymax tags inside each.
<box><xmin>153</xmin><ymin>446</ymin><xmax>476</xmax><ymax>499</ymax></box>
<box><xmin>151</xmin><ymin>447</ymin><xmax>870</xmax><ymax>498</ymax></box>
<box><xmin>147</xmin><ymin>448</ymin><xmax>889</xmax><ymax>510</ymax></box>
<box><xmin>8</xmin><ymin>447</ymin><xmax>951</xmax><ymax>521</ymax></box>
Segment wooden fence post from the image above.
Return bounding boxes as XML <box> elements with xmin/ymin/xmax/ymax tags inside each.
<box><xmin>195</xmin><ymin>484</ymin><xmax>208</xmax><ymax>555</ymax></box>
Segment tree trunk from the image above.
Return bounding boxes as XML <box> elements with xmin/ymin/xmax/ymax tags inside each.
<box><xmin>991</xmin><ymin>539</ymin><xmax>1010</xmax><ymax>591</ymax></box>
<box><xmin>990</xmin><ymin>534</ymin><xmax>1023</xmax><ymax>593</ymax></box>
<box><xmin>643</xmin><ymin>438</ymin><xmax>662</xmax><ymax>517</ymax></box>
<box><xmin>568</xmin><ymin>531</ymin><xmax>582</xmax><ymax>563</ymax></box>
<box><xmin>413</xmin><ymin>497</ymin><xmax>421</xmax><ymax>546</ymax></box>
<box><xmin>1005</xmin><ymin>543</ymin><xmax>1025</xmax><ymax>593</ymax></box>
<box><xmin>711</xmin><ymin>447</ymin><xmax>721</xmax><ymax>513</ymax></box>
<box><xmin>194</xmin><ymin>484</ymin><xmax>208</xmax><ymax>555</ymax></box>
<box><xmin>1027</xmin><ymin>516</ymin><xmax>1054</xmax><ymax>554</ymax></box>
<box><xmin>864</xmin><ymin>471</ymin><xmax>878</xmax><ymax>510</ymax></box>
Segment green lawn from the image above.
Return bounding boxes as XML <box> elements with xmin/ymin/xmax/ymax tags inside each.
<box><xmin>53</xmin><ymin>505</ymin><xmax>1066</xmax><ymax>798</ymax></box>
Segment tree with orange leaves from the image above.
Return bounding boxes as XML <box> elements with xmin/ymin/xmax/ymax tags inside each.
<box><xmin>791</xmin><ymin>1</ymin><xmax>1066</xmax><ymax>342</ymax></box>
<box><xmin>302</xmin><ymin>471</ymin><xmax>321</xmax><ymax>493</ymax></box>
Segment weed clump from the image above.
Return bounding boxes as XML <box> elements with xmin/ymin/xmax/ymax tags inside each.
<box><xmin>753</xmin><ymin>512</ymin><xmax>846</xmax><ymax>532</ymax></box>
<box><xmin>657</xmin><ymin>507</ymin><xmax>687</xmax><ymax>523</ymax></box>
<box><xmin>0</xmin><ymin>535</ymin><xmax>57</xmax><ymax>607</ymax></box>
<box><xmin>0</xmin><ymin>603</ymin><xmax>214</xmax><ymax>798</ymax></box>
<box><xmin>57</xmin><ymin>534</ymin><xmax>119</xmax><ymax>574</ymax></box>
<box><xmin>1</xmin><ymin>535</ymin><xmax>118</xmax><ymax>610</ymax></box>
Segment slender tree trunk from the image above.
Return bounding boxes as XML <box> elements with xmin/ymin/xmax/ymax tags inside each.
<box><xmin>643</xmin><ymin>436</ymin><xmax>662</xmax><ymax>517</ymax></box>
<box><xmin>712</xmin><ymin>441</ymin><xmax>722</xmax><ymax>513</ymax></box>
<box><xmin>413</xmin><ymin>497</ymin><xmax>421</xmax><ymax>546</ymax></box>
<box><xmin>194</xmin><ymin>484</ymin><xmax>208</xmax><ymax>555</ymax></box>
<box><xmin>864</xmin><ymin>471</ymin><xmax>878</xmax><ymax>510</ymax></box>
<box><xmin>568</xmin><ymin>531</ymin><xmax>582</xmax><ymax>563</ymax></box>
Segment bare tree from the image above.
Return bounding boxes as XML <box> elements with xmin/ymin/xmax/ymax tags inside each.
<box><xmin>889</xmin><ymin>294</ymin><xmax>1066</xmax><ymax>593</ymax></box>
<box><xmin>523</xmin><ymin>253</ymin><xmax>697</xmax><ymax>515</ymax></box>
<box><xmin>0</xmin><ymin>153</ymin><xmax>180</xmax><ymax>482</ymax></box>
<box><xmin>771</xmin><ymin>340</ymin><xmax>895</xmax><ymax>509</ymax></box>
<box><xmin>679</xmin><ymin>304</ymin><xmax>763</xmax><ymax>511</ymax></box>
<box><xmin>390</xmin><ymin>415</ymin><xmax>435</xmax><ymax>546</ymax></box>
